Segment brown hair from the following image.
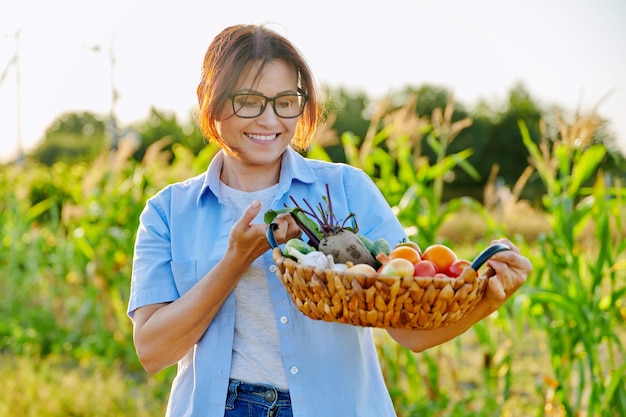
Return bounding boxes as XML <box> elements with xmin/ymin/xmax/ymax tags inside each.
<box><xmin>196</xmin><ymin>24</ymin><xmax>321</xmax><ymax>151</ymax></box>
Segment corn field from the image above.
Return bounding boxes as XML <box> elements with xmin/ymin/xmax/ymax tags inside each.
<box><xmin>1</xmin><ymin>98</ymin><xmax>625</xmax><ymax>416</ymax></box>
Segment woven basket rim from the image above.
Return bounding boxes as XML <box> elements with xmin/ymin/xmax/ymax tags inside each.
<box><xmin>272</xmin><ymin>247</ymin><xmax>484</xmax><ymax>284</ymax></box>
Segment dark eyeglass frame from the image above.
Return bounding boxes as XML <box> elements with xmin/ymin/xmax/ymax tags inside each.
<box><xmin>228</xmin><ymin>90</ymin><xmax>308</xmax><ymax>119</ymax></box>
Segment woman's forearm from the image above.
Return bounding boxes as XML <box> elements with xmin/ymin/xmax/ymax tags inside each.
<box><xmin>132</xmin><ymin>253</ymin><xmax>249</xmax><ymax>373</ymax></box>
<box><xmin>386</xmin><ymin>292</ymin><xmax>505</xmax><ymax>353</ymax></box>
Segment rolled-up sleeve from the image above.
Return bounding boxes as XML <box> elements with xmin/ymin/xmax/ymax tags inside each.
<box><xmin>128</xmin><ymin>189</ymin><xmax>180</xmax><ymax>319</ymax></box>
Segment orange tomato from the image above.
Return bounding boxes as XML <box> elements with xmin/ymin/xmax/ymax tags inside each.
<box><xmin>421</xmin><ymin>244</ymin><xmax>457</xmax><ymax>272</ymax></box>
<box><xmin>388</xmin><ymin>245</ymin><xmax>422</xmax><ymax>264</ymax></box>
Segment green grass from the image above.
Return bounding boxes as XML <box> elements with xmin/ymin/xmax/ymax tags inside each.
<box><xmin>0</xmin><ymin>355</ymin><xmax>167</xmax><ymax>417</ymax></box>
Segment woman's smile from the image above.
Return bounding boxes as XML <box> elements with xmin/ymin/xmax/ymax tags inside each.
<box><xmin>246</xmin><ymin>132</ymin><xmax>280</xmax><ymax>142</ymax></box>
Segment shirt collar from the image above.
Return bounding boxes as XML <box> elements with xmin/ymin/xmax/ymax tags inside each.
<box><xmin>196</xmin><ymin>147</ymin><xmax>318</xmax><ymax>206</ymax></box>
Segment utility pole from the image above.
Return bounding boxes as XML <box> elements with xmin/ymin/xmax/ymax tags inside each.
<box><xmin>108</xmin><ymin>34</ymin><xmax>119</xmax><ymax>152</ymax></box>
<box><xmin>0</xmin><ymin>30</ymin><xmax>23</xmax><ymax>163</ymax></box>
<box><xmin>15</xmin><ymin>30</ymin><xmax>22</xmax><ymax>162</ymax></box>
<box><xmin>87</xmin><ymin>34</ymin><xmax>119</xmax><ymax>152</ymax></box>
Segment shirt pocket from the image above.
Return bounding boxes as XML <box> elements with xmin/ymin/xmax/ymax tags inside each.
<box><xmin>170</xmin><ymin>260</ymin><xmax>197</xmax><ymax>296</ymax></box>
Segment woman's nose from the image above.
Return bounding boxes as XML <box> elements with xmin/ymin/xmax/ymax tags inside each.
<box><xmin>256</xmin><ymin>103</ymin><xmax>281</xmax><ymax>123</ymax></box>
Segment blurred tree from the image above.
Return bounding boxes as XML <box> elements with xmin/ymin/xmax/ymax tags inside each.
<box><xmin>442</xmin><ymin>112</ymin><xmax>492</xmax><ymax>201</ymax></box>
<box><xmin>541</xmin><ymin>103</ymin><xmax>626</xmax><ymax>180</ymax></box>
<box><xmin>321</xmin><ymin>86</ymin><xmax>371</xmax><ymax>161</ymax></box>
<box><xmin>32</xmin><ymin>111</ymin><xmax>107</xmax><ymax>165</ymax></box>
<box><xmin>387</xmin><ymin>85</ymin><xmax>482</xmax><ymax>160</ymax></box>
<box><xmin>476</xmin><ymin>83</ymin><xmax>543</xmax><ymax>192</ymax></box>
<box><xmin>133</xmin><ymin>107</ymin><xmax>205</xmax><ymax>161</ymax></box>
<box><xmin>323</xmin><ymin>86</ymin><xmax>371</xmax><ymax>138</ymax></box>
<box><xmin>385</xmin><ymin>85</ymin><xmax>491</xmax><ymax>199</ymax></box>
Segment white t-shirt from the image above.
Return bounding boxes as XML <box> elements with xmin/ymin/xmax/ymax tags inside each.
<box><xmin>219</xmin><ymin>181</ymin><xmax>288</xmax><ymax>389</ymax></box>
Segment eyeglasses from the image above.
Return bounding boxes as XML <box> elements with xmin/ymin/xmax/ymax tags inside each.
<box><xmin>228</xmin><ymin>92</ymin><xmax>308</xmax><ymax>118</ymax></box>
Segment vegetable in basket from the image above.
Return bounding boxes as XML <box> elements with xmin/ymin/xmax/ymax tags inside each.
<box><xmin>284</xmin><ymin>246</ymin><xmax>328</xmax><ymax>269</ymax></box>
<box><xmin>265</xmin><ymin>184</ymin><xmax>389</xmax><ymax>268</ymax></box>
<box><xmin>283</xmin><ymin>238</ymin><xmax>315</xmax><ymax>257</ymax></box>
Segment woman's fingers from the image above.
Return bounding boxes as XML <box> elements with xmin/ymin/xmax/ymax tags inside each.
<box><xmin>482</xmin><ymin>238</ymin><xmax>533</xmax><ymax>304</ymax></box>
<box><xmin>489</xmin><ymin>250</ymin><xmax>533</xmax><ymax>274</ymax></box>
<box><xmin>234</xmin><ymin>200</ymin><xmax>261</xmax><ymax>231</ymax></box>
<box><xmin>487</xmin><ymin>275</ymin><xmax>506</xmax><ymax>300</ymax></box>
<box><xmin>270</xmin><ymin>213</ymin><xmax>302</xmax><ymax>243</ymax></box>
<box><xmin>488</xmin><ymin>260</ymin><xmax>517</xmax><ymax>290</ymax></box>
<box><xmin>491</xmin><ymin>237</ymin><xmax>520</xmax><ymax>254</ymax></box>
<box><xmin>484</xmin><ymin>250</ymin><xmax>532</xmax><ymax>304</ymax></box>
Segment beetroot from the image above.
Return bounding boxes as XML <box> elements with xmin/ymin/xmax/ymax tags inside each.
<box><xmin>319</xmin><ymin>229</ymin><xmax>377</xmax><ymax>267</ymax></box>
<box><xmin>265</xmin><ymin>184</ymin><xmax>377</xmax><ymax>267</ymax></box>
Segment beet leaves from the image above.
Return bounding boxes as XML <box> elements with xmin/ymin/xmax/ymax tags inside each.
<box><xmin>264</xmin><ymin>184</ymin><xmax>359</xmax><ymax>249</ymax></box>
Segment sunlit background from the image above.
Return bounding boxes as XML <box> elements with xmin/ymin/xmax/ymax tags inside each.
<box><xmin>1</xmin><ymin>0</ymin><xmax>625</xmax><ymax>162</ymax></box>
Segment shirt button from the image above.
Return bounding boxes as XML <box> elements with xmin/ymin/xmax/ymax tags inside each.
<box><xmin>290</xmin><ymin>366</ymin><xmax>298</xmax><ymax>375</ymax></box>
<box><xmin>280</xmin><ymin>316</ymin><xmax>288</xmax><ymax>324</ymax></box>
<box><xmin>269</xmin><ymin>265</ymin><xmax>277</xmax><ymax>273</ymax></box>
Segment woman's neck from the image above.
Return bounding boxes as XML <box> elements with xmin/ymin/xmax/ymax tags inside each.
<box><xmin>220</xmin><ymin>156</ymin><xmax>281</xmax><ymax>192</ymax></box>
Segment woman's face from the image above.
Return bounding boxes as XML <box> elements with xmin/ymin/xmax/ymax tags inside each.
<box><xmin>216</xmin><ymin>59</ymin><xmax>300</xmax><ymax>166</ymax></box>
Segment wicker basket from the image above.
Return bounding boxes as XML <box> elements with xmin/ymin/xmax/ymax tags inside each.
<box><xmin>271</xmin><ymin>247</ymin><xmax>496</xmax><ymax>330</ymax></box>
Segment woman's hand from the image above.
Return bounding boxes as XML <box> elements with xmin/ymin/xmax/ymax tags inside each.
<box><xmin>270</xmin><ymin>210</ymin><xmax>302</xmax><ymax>246</ymax></box>
<box><xmin>482</xmin><ymin>238</ymin><xmax>532</xmax><ymax>308</ymax></box>
<box><xmin>387</xmin><ymin>238</ymin><xmax>532</xmax><ymax>352</ymax></box>
<box><xmin>227</xmin><ymin>200</ymin><xmax>301</xmax><ymax>265</ymax></box>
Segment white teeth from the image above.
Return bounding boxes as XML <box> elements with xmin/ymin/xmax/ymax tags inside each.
<box><xmin>248</xmin><ymin>133</ymin><xmax>277</xmax><ymax>141</ymax></box>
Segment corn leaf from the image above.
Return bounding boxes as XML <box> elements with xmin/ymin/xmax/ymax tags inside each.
<box><xmin>567</xmin><ymin>144</ymin><xmax>606</xmax><ymax>197</ymax></box>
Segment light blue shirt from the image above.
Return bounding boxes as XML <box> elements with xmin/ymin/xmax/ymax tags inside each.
<box><xmin>128</xmin><ymin>147</ymin><xmax>407</xmax><ymax>417</ymax></box>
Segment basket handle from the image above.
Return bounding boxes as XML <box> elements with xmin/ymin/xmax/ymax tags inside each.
<box><xmin>266</xmin><ymin>223</ymin><xmax>280</xmax><ymax>249</ymax></box>
<box><xmin>470</xmin><ymin>243</ymin><xmax>510</xmax><ymax>270</ymax></box>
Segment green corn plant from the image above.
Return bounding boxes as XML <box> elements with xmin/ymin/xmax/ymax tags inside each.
<box><xmin>520</xmin><ymin>115</ymin><xmax>626</xmax><ymax>416</ymax></box>
<box><xmin>318</xmin><ymin>94</ymin><xmax>483</xmax><ymax>247</ymax></box>
<box><xmin>0</xmin><ymin>163</ymin><xmax>74</xmax><ymax>358</ymax></box>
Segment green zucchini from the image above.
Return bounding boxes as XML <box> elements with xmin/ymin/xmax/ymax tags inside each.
<box><xmin>284</xmin><ymin>238</ymin><xmax>314</xmax><ymax>259</ymax></box>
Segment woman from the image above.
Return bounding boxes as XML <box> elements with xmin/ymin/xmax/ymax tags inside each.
<box><xmin>128</xmin><ymin>24</ymin><xmax>532</xmax><ymax>417</ymax></box>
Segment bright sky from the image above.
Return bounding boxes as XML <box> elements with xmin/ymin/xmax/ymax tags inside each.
<box><xmin>1</xmin><ymin>0</ymin><xmax>625</xmax><ymax>162</ymax></box>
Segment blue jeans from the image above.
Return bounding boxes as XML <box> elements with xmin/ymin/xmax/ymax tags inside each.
<box><xmin>225</xmin><ymin>379</ymin><xmax>293</xmax><ymax>417</ymax></box>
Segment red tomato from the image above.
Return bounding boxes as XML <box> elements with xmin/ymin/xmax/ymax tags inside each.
<box><xmin>445</xmin><ymin>259</ymin><xmax>471</xmax><ymax>277</ymax></box>
<box><xmin>413</xmin><ymin>260</ymin><xmax>438</xmax><ymax>277</ymax></box>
